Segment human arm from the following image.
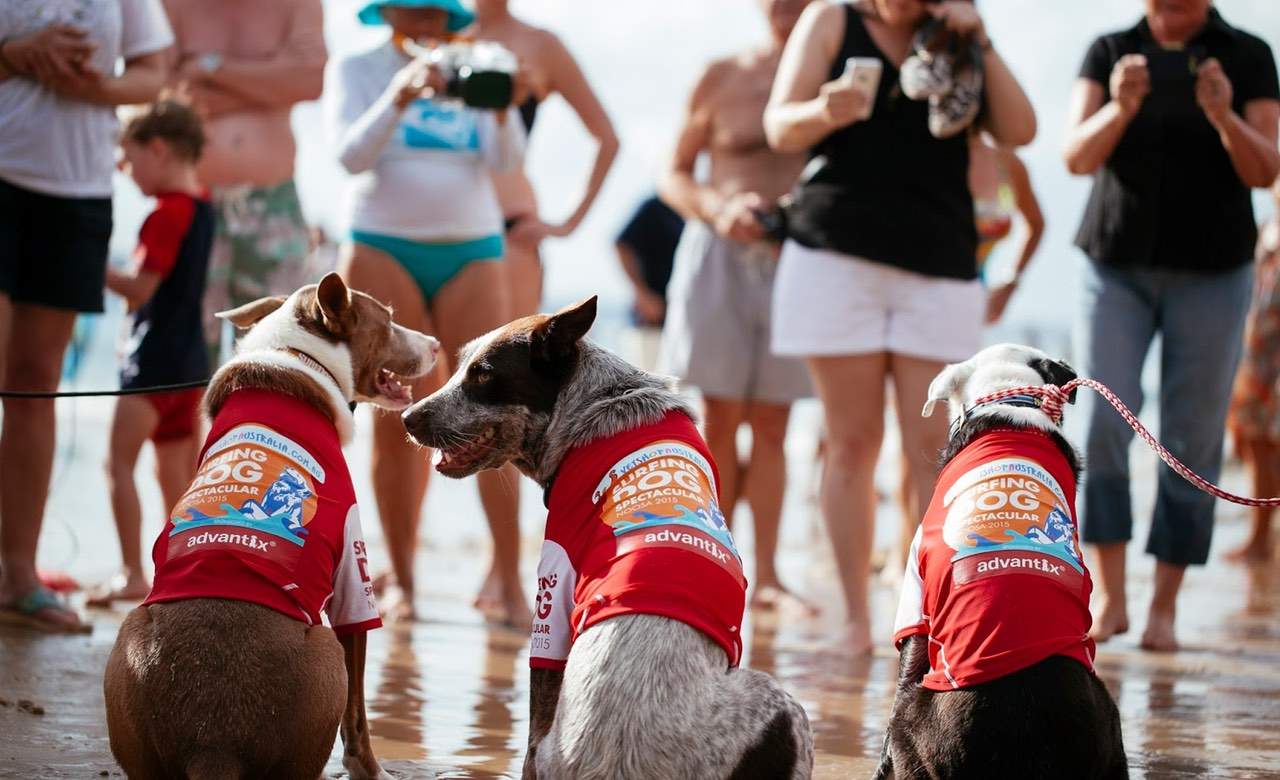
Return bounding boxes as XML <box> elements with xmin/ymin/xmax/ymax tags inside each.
<box><xmin>1195</xmin><ymin>58</ymin><xmax>1280</xmax><ymax>189</ymax></box>
<box><xmin>1063</xmin><ymin>42</ymin><xmax>1150</xmax><ymax>176</ymax></box>
<box><xmin>522</xmin><ymin>667</ymin><xmax>564</xmax><ymax>780</ymax></box>
<box><xmin>105</xmin><ymin>268</ymin><xmax>163</xmax><ymax>311</ymax></box>
<box><xmin>534</xmin><ymin>33</ymin><xmax>619</xmax><ymax>238</ymax></box>
<box><xmin>477</xmin><ymin>105</ymin><xmax>527</xmax><ymax>175</ymax></box>
<box><xmin>177</xmin><ymin>0</ymin><xmax>325</xmax><ymax>109</ymax></box>
<box><xmin>0</xmin><ymin>25</ymin><xmax>96</xmax><ymax>84</ymax></box>
<box><xmin>329</xmin><ymin>54</ymin><xmax>444</xmax><ymax>175</ymax></box>
<box><xmin>46</xmin><ymin>50</ymin><xmax>166</xmax><ymax>106</ymax></box>
<box><xmin>615</xmin><ymin>242</ymin><xmax>666</xmax><ymax>326</ymax></box>
<box><xmin>660</xmin><ymin>61</ymin><xmax>769</xmax><ymax>243</ymax></box>
<box><xmin>986</xmin><ymin>150</ymin><xmax>1044</xmax><ymax>323</ymax></box>
<box><xmin>763</xmin><ymin>1</ymin><xmax>867</xmax><ymax>154</ymax></box>
<box><xmin>930</xmin><ymin>2</ymin><xmax>1036</xmax><ymax>147</ymax></box>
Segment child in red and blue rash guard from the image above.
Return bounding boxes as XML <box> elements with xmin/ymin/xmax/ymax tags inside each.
<box><xmin>92</xmin><ymin>102</ymin><xmax>215</xmax><ymax>606</ymax></box>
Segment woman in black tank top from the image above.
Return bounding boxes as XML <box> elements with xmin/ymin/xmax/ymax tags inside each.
<box><xmin>762</xmin><ymin>0</ymin><xmax>1036</xmax><ymax>655</ymax></box>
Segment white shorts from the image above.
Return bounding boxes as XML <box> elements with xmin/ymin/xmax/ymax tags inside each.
<box><xmin>770</xmin><ymin>240</ymin><xmax>984</xmax><ymax>363</ymax></box>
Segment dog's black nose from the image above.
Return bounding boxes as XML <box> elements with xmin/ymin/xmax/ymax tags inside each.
<box><xmin>401</xmin><ymin>401</ymin><xmax>431</xmax><ymax>444</ymax></box>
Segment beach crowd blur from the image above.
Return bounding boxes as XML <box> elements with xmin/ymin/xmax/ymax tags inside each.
<box><xmin>0</xmin><ymin>0</ymin><xmax>1278</xmax><ymax>774</ymax></box>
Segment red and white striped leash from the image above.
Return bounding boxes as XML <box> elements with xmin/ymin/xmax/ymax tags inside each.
<box><xmin>971</xmin><ymin>378</ymin><xmax>1280</xmax><ymax>508</ymax></box>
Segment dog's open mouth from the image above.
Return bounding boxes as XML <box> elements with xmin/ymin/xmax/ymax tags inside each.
<box><xmin>431</xmin><ymin>426</ymin><xmax>497</xmax><ymax>476</ymax></box>
<box><xmin>376</xmin><ymin>368</ymin><xmax>412</xmax><ymax>405</ymax></box>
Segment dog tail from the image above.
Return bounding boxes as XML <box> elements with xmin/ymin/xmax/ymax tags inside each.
<box><xmin>186</xmin><ymin>752</ymin><xmax>242</xmax><ymax>780</ymax></box>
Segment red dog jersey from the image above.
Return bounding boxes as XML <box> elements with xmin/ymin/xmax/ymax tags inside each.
<box><xmin>529</xmin><ymin>410</ymin><xmax>746</xmax><ymax>671</ymax></box>
<box><xmin>893</xmin><ymin>428</ymin><xmax>1095</xmax><ymax>690</ymax></box>
<box><xmin>145</xmin><ymin>389</ymin><xmax>381</xmax><ymax>636</ymax></box>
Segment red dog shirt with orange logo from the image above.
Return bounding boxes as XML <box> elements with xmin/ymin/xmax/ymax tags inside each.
<box><xmin>145</xmin><ymin>389</ymin><xmax>381</xmax><ymax>636</ymax></box>
<box><xmin>892</xmin><ymin>428</ymin><xmax>1095</xmax><ymax>690</ymax></box>
<box><xmin>529</xmin><ymin>410</ymin><xmax>746</xmax><ymax>671</ymax></box>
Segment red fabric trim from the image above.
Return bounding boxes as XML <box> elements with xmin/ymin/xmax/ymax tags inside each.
<box><xmin>530</xmin><ymin>657</ymin><xmax>567</xmax><ymax>671</ymax></box>
<box><xmin>332</xmin><ymin>617</ymin><xmax>382</xmax><ymax>636</ymax></box>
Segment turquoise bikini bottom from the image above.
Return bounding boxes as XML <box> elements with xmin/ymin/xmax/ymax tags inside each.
<box><xmin>351</xmin><ymin>231</ymin><xmax>504</xmax><ymax>301</ymax></box>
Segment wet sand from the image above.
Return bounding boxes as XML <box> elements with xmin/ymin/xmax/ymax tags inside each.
<box><xmin>1</xmin><ymin>399</ymin><xmax>1278</xmax><ymax>778</ymax></box>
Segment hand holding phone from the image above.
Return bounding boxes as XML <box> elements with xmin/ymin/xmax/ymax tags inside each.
<box><xmin>843</xmin><ymin>56</ymin><xmax>882</xmax><ymax>120</ymax></box>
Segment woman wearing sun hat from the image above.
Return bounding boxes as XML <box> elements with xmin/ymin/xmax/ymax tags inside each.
<box><xmin>326</xmin><ymin>0</ymin><xmax>531</xmax><ymax>627</ymax></box>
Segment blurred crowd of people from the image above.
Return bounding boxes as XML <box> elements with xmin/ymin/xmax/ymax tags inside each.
<box><xmin>0</xmin><ymin>0</ymin><xmax>1276</xmax><ymax>664</ymax></box>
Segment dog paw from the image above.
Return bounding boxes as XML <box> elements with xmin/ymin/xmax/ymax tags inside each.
<box><xmin>342</xmin><ymin>754</ymin><xmax>393</xmax><ymax>780</ymax></box>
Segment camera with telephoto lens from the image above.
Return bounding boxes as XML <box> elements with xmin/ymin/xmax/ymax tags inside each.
<box><xmin>408</xmin><ymin>40</ymin><xmax>518</xmax><ymax>110</ymax></box>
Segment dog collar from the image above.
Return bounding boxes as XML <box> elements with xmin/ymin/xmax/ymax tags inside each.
<box><xmin>952</xmin><ymin>393</ymin><xmax>1053</xmax><ymax>438</ymax></box>
<box><xmin>286</xmin><ymin>348</ymin><xmax>346</xmax><ymax>401</ymax></box>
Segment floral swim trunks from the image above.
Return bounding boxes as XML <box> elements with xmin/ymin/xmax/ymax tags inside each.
<box><xmin>204</xmin><ymin>179</ymin><xmax>313</xmax><ymax>365</ymax></box>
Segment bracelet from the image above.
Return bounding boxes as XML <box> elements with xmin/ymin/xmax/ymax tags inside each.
<box><xmin>977</xmin><ymin>35</ymin><xmax>994</xmax><ymax>54</ymax></box>
<box><xmin>0</xmin><ymin>39</ymin><xmax>20</xmax><ymax>76</ymax></box>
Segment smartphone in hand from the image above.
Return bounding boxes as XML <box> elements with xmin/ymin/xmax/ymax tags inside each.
<box><xmin>843</xmin><ymin>57</ymin><xmax>883</xmax><ymax>120</ymax></box>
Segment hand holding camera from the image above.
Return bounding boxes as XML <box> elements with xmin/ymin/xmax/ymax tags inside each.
<box><xmin>1109</xmin><ymin>54</ymin><xmax>1151</xmax><ymax>118</ymax></box>
<box><xmin>818</xmin><ymin>73</ymin><xmax>870</xmax><ymax>131</ymax></box>
<box><xmin>1195</xmin><ymin>57</ymin><xmax>1233</xmax><ymax>127</ymax></box>
<box><xmin>396</xmin><ymin>38</ymin><xmax>519</xmax><ymax>110</ymax></box>
<box><xmin>391</xmin><ymin>55</ymin><xmax>446</xmax><ymax>109</ymax></box>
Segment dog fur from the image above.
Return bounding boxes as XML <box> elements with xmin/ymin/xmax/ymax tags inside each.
<box><xmin>103</xmin><ymin>274</ymin><xmax>437</xmax><ymax>780</ymax></box>
<box><xmin>401</xmin><ymin>297</ymin><xmax>815</xmax><ymax>779</ymax></box>
<box><xmin>873</xmin><ymin>343</ymin><xmax>1126</xmax><ymax>780</ymax></box>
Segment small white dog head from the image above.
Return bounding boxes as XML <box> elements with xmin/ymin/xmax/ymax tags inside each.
<box><xmin>922</xmin><ymin>343</ymin><xmax>1077</xmax><ymax>430</ymax></box>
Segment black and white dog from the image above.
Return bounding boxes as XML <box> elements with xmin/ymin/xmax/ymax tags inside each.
<box><xmin>873</xmin><ymin>344</ymin><xmax>1126</xmax><ymax>780</ymax></box>
<box><xmin>401</xmin><ymin>297</ymin><xmax>814</xmax><ymax>779</ymax></box>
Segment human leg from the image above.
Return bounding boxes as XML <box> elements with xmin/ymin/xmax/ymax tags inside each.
<box><xmin>806</xmin><ymin>353</ymin><xmax>889</xmax><ymax>653</ymax></box>
<box><xmin>89</xmin><ymin>396</ymin><xmax>160</xmax><ymax>607</ymax></box>
<box><xmin>1074</xmin><ymin>261</ymin><xmax>1159</xmax><ymax>642</ymax></box>
<box><xmin>742</xmin><ymin>401</ymin><xmax>812</xmax><ymax>612</ymax></box>
<box><xmin>701</xmin><ymin>397</ymin><xmax>747</xmax><ymax>516</ymax></box>
<box><xmin>0</xmin><ymin>303</ymin><xmax>81</xmax><ymax>629</ymax></box>
<box><xmin>1143</xmin><ymin>263</ymin><xmax>1252</xmax><ymax>650</ymax></box>
<box><xmin>429</xmin><ymin>257</ymin><xmax>530</xmax><ymax>628</ymax></box>
<box><xmin>339</xmin><ymin>241</ymin><xmax>442</xmax><ymax>621</ymax></box>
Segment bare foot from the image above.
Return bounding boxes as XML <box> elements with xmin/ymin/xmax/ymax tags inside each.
<box><xmin>828</xmin><ymin>620</ymin><xmax>874</xmax><ymax>657</ymax></box>
<box><xmin>378</xmin><ymin>583</ymin><xmax>417</xmax><ymax>623</ymax></box>
<box><xmin>1223</xmin><ymin>537</ymin><xmax>1274</xmax><ymax>564</ymax></box>
<box><xmin>750</xmin><ymin>581</ymin><xmax>820</xmax><ymax>616</ymax></box>
<box><xmin>369</xmin><ymin>570</ymin><xmax>391</xmax><ymax>598</ymax></box>
<box><xmin>473</xmin><ymin>569</ymin><xmax>532</xmax><ymax>631</ymax></box>
<box><xmin>85</xmin><ymin>574</ymin><xmax>150</xmax><ymax>608</ymax></box>
<box><xmin>1089</xmin><ymin>599</ymin><xmax>1130</xmax><ymax>643</ymax></box>
<box><xmin>1140</xmin><ymin>608</ymin><xmax>1178</xmax><ymax>652</ymax></box>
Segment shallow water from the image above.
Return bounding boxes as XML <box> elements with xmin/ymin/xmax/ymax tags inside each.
<box><xmin>3</xmin><ymin>521</ymin><xmax>1278</xmax><ymax>778</ymax></box>
<box><xmin>1</xmin><ymin>384</ymin><xmax>1278</xmax><ymax>777</ymax></box>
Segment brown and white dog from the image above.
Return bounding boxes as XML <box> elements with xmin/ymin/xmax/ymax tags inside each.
<box><xmin>402</xmin><ymin>297</ymin><xmax>814</xmax><ymax>780</ymax></box>
<box><xmin>103</xmin><ymin>273</ymin><xmax>437</xmax><ymax>780</ymax></box>
<box><xmin>874</xmin><ymin>344</ymin><xmax>1126</xmax><ymax>779</ymax></box>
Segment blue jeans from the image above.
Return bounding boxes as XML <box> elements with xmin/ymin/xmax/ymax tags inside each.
<box><xmin>1074</xmin><ymin>259</ymin><xmax>1253</xmax><ymax>566</ymax></box>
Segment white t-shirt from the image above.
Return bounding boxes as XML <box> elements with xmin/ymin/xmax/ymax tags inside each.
<box><xmin>0</xmin><ymin>0</ymin><xmax>174</xmax><ymax>198</ymax></box>
<box><xmin>325</xmin><ymin>41</ymin><xmax>525</xmax><ymax>242</ymax></box>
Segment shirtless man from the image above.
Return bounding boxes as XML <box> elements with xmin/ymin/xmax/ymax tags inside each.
<box><xmin>162</xmin><ymin>0</ymin><xmax>325</xmax><ymax>364</ymax></box>
<box><xmin>657</xmin><ymin>0</ymin><xmax>816</xmax><ymax>613</ymax></box>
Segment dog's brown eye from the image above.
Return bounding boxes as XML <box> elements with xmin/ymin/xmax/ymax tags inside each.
<box><xmin>473</xmin><ymin>368</ymin><xmax>492</xmax><ymax>385</ymax></box>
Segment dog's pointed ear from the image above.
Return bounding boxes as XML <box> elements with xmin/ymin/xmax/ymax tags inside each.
<box><xmin>215</xmin><ymin>295</ymin><xmax>288</xmax><ymax>329</ymax></box>
<box><xmin>315</xmin><ymin>273</ymin><xmax>353</xmax><ymax>336</ymax></box>
<box><xmin>531</xmin><ymin>296</ymin><xmax>598</xmax><ymax>366</ymax></box>
<box><xmin>1031</xmin><ymin>357</ymin><xmax>1079</xmax><ymax>403</ymax></box>
<box><xmin>922</xmin><ymin>359</ymin><xmax>974</xmax><ymax>418</ymax></box>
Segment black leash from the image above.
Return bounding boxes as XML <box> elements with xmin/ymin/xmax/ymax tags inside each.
<box><xmin>0</xmin><ymin>379</ymin><xmax>209</xmax><ymax>399</ymax></box>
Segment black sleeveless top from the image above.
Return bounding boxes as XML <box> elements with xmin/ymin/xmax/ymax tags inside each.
<box><xmin>786</xmin><ymin>5</ymin><xmax>978</xmax><ymax>280</ymax></box>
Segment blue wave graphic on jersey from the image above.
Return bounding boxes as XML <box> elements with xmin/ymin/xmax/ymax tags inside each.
<box><xmin>402</xmin><ymin>100</ymin><xmax>479</xmax><ymax>151</ymax></box>
<box><xmin>169</xmin><ymin>468</ymin><xmax>313</xmax><ymax>546</ymax></box>
<box><xmin>951</xmin><ymin>507</ymin><xmax>1083</xmax><ymax>573</ymax></box>
<box><xmin>613</xmin><ymin>504</ymin><xmax>740</xmax><ymax>560</ymax></box>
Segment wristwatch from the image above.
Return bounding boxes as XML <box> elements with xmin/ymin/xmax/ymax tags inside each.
<box><xmin>197</xmin><ymin>51</ymin><xmax>223</xmax><ymax>76</ymax></box>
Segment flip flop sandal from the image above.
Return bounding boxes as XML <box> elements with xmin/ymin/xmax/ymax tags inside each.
<box><xmin>0</xmin><ymin>586</ymin><xmax>92</xmax><ymax>634</ymax></box>
<box><xmin>928</xmin><ymin>41</ymin><xmax>985</xmax><ymax>139</ymax></box>
<box><xmin>900</xmin><ymin>18</ymin><xmax>955</xmax><ymax>100</ymax></box>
